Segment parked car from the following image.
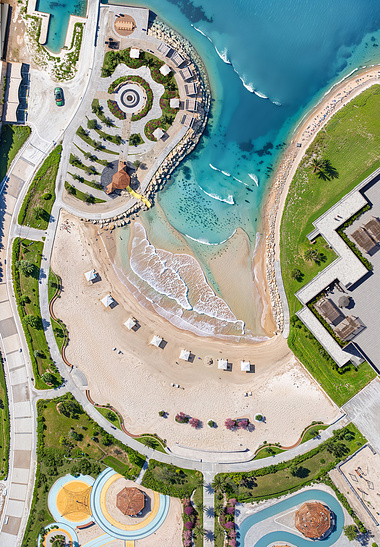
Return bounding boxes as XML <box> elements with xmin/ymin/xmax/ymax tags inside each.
<box><xmin>54</xmin><ymin>87</ymin><xmax>64</xmax><ymax>106</ymax></box>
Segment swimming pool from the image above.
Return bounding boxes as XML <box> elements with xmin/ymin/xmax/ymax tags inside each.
<box><xmin>36</xmin><ymin>0</ymin><xmax>87</xmax><ymax>53</ymax></box>
<box><xmin>237</xmin><ymin>489</ymin><xmax>344</xmax><ymax>547</ymax></box>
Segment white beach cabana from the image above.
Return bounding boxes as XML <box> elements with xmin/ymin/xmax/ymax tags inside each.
<box><xmin>179</xmin><ymin>349</ymin><xmax>190</xmax><ymax>361</ymax></box>
<box><xmin>218</xmin><ymin>358</ymin><xmax>228</xmax><ymax>370</ymax></box>
<box><xmin>159</xmin><ymin>64</ymin><xmax>171</xmax><ymax>76</ymax></box>
<box><xmin>241</xmin><ymin>360</ymin><xmax>251</xmax><ymax>372</ymax></box>
<box><xmin>124</xmin><ymin>317</ymin><xmax>137</xmax><ymax>330</ymax></box>
<box><xmin>153</xmin><ymin>127</ymin><xmax>165</xmax><ymax>140</ymax></box>
<box><xmin>101</xmin><ymin>294</ymin><xmax>115</xmax><ymax>308</ymax></box>
<box><xmin>84</xmin><ymin>269</ymin><xmax>97</xmax><ymax>283</ymax></box>
<box><xmin>130</xmin><ymin>47</ymin><xmax>140</xmax><ymax>58</ymax></box>
<box><xmin>170</xmin><ymin>98</ymin><xmax>180</xmax><ymax>109</ymax></box>
<box><xmin>150</xmin><ymin>335</ymin><xmax>163</xmax><ymax>348</ymax></box>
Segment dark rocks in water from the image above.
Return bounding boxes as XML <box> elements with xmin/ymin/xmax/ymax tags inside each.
<box><xmin>245</xmin><ymin>199</ymin><xmax>250</xmax><ymax>203</ymax></box>
<box><xmin>239</xmin><ymin>141</ymin><xmax>254</xmax><ymax>152</ymax></box>
<box><xmin>254</xmin><ymin>142</ymin><xmax>274</xmax><ymax>157</ymax></box>
<box><xmin>166</xmin><ymin>0</ymin><xmax>213</xmax><ymax>24</ymax></box>
<box><xmin>246</xmin><ymin>187</ymin><xmax>253</xmax><ymax>192</ymax></box>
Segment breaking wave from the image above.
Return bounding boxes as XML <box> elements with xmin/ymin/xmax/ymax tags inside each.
<box><xmin>249</xmin><ymin>173</ymin><xmax>259</xmax><ymax>186</ymax></box>
<box><xmin>199</xmin><ymin>185</ymin><xmax>235</xmax><ymax>205</ymax></box>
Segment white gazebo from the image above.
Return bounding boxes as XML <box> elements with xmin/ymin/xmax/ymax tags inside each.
<box><xmin>170</xmin><ymin>98</ymin><xmax>180</xmax><ymax>109</ymax></box>
<box><xmin>101</xmin><ymin>294</ymin><xmax>114</xmax><ymax>308</ymax></box>
<box><xmin>124</xmin><ymin>317</ymin><xmax>137</xmax><ymax>330</ymax></box>
<box><xmin>218</xmin><ymin>359</ymin><xmax>228</xmax><ymax>370</ymax></box>
<box><xmin>179</xmin><ymin>349</ymin><xmax>190</xmax><ymax>361</ymax></box>
<box><xmin>84</xmin><ymin>269</ymin><xmax>97</xmax><ymax>283</ymax></box>
<box><xmin>153</xmin><ymin>127</ymin><xmax>164</xmax><ymax>140</ymax></box>
<box><xmin>241</xmin><ymin>360</ymin><xmax>251</xmax><ymax>372</ymax></box>
<box><xmin>159</xmin><ymin>64</ymin><xmax>171</xmax><ymax>76</ymax></box>
<box><xmin>130</xmin><ymin>48</ymin><xmax>140</xmax><ymax>59</ymax></box>
<box><xmin>150</xmin><ymin>335</ymin><xmax>163</xmax><ymax>348</ymax></box>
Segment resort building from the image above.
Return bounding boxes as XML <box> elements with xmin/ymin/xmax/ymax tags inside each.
<box><xmin>185</xmin><ymin>98</ymin><xmax>198</xmax><ymax>112</ymax></box>
<box><xmin>170</xmin><ymin>51</ymin><xmax>185</xmax><ymax>67</ymax></box>
<box><xmin>295</xmin><ymin>167</ymin><xmax>380</xmax><ymax>369</ymax></box>
<box><xmin>184</xmin><ymin>82</ymin><xmax>197</xmax><ymax>96</ymax></box>
<box><xmin>179</xmin><ymin>67</ymin><xmax>193</xmax><ymax>81</ymax></box>
<box><xmin>159</xmin><ymin>64</ymin><xmax>171</xmax><ymax>76</ymax></box>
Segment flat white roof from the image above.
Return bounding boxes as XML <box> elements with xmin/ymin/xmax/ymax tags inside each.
<box><xmin>84</xmin><ymin>269</ymin><xmax>97</xmax><ymax>282</ymax></box>
<box><xmin>153</xmin><ymin>127</ymin><xmax>164</xmax><ymax>140</ymax></box>
<box><xmin>124</xmin><ymin>317</ymin><xmax>136</xmax><ymax>330</ymax></box>
<box><xmin>170</xmin><ymin>98</ymin><xmax>180</xmax><ymax>109</ymax></box>
<box><xmin>179</xmin><ymin>349</ymin><xmax>190</xmax><ymax>361</ymax></box>
<box><xmin>101</xmin><ymin>294</ymin><xmax>114</xmax><ymax>308</ymax></box>
<box><xmin>157</xmin><ymin>42</ymin><xmax>171</xmax><ymax>56</ymax></box>
<box><xmin>150</xmin><ymin>335</ymin><xmax>162</xmax><ymax>347</ymax></box>
<box><xmin>241</xmin><ymin>360</ymin><xmax>251</xmax><ymax>372</ymax></box>
<box><xmin>218</xmin><ymin>358</ymin><xmax>228</xmax><ymax>370</ymax></box>
<box><xmin>130</xmin><ymin>48</ymin><xmax>140</xmax><ymax>59</ymax></box>
<box><xmin>159</xmin><ymin>64</ymin><xmax>171</xmax><ymax>76</ymax></box>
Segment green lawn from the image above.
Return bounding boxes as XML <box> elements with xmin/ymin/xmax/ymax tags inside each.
<box><xmin>301</xmin><ymin>424</ymin><xmax>328</xmax><ymax>443</ymax></box>
<box><xmin>281</xmin><ymin>84</ymin><xmax>380</xmax><ymax>316</ymax></box>
<box><xmin>0</xmin><ymin>353</ymin><xmax>10</xmax><ymax>480</ymax></box>
<box><xmin>67</xmin><ymin>170</ymin><xmax>104</xmax><ymax>191</ymax></box>
<box><xmin>288</xmin><ymin>318</ymin><xmax>376</xmax><ymax>407</ymax></box>
<box><xmin>193</xmin><ymin>486</ymin><xmax>204</xmax><ymax>547</ymax></box>
<box><xmin>76</xmin><ymin>125</ymin><xmax>119</xmax><ymax>154</ymax></box>
<box><xmin>64</xmin><ymin>181</ymin><xmax>106</xmax><ymax>204</ymax></box>
<box><xmin>96</xmin><ymin>406</ymin><xmax>122</xmax><ymax>430</ymax></box>
<box><xmin>253</xmin><ymin>446</ymin><xmax>285</xmax><ymax>460</ymax></box>
<box><xmin>218</xmin><ymin>424</ymin><xmax>366</xmax><ymax>503</ymax></box>
<box><xmin>135</xmin><ymin>434</ymin><xmax>166</xmax><ymax>453</ymax></box>
<box><xmin>73</xmin><ymin>143</ymin><xmax>110</xmax><ymax>168</ymax></box>
<box><xmin>12</xmin><ymin>239</ymin><xmax>62</xmax><ymax>389</ymax></box>
<box><xmin>0</xmin><ymin>124</ymin><xmax>31</xmax><ymax>180</ymax></box>
<box><xmin>21</xmin><ymin>394</ymin><xmax>144</xmax><ymax>547</ymax></box>
<box><xmin>18</xmin><ymin>145</ymin><xmax>61</xmax><ymax>230</ymax></box>
<box><xmin>48</xmin><ymin>269</ymin><xmax>68</xmax><ymax>354</ymax></box>
<box><xmin>142</xmin><ymin>459</ymin><xmax>203</xmax><ymax>498</ymax></box>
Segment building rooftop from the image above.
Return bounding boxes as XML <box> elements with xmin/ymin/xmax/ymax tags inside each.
<box><xmin>295</xmin><ymin>502</ymin><xmax>331</xmax><ymax>539</ymax></box>
<box><xmin>106</xmin><ymin>161</ymin><xmax>130</xmax><ymax>195</ymax></box>
<box><xmin>314</xmin><ymin>297</ymin><xmax>342</xmax><ymax>325</ymax></box>
<box><xmin>116</xmin><ymin>487</ymin><xmax>145</xmax><ymax>516</ymax></box>
<box><xmin>363</xmin><ymin>216</ymin><xmax>380</xmax><ymax>243</ymax></box>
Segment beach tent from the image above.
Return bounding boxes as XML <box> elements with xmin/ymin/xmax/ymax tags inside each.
<box><xmin>101</xmin><ymin>294</ymin><xmax>114</xmax><ymax>308</ymax></box>
<box><xmin>159</xmin><ymin>64</ymin><xmax>171</xmax><ymax>76</ymax></box>
<box><xmin>153</xmin><ymin>127</ymin><xmax>164</xmax><ymax>140</ymax></box>
<box><xmin>84</xmin><ymin>269</ymin><xmax>97</xmax><ymax>283</ymax></box>
<box><xmin>124</xmin><ymin>317</ymin><xmax>136</xmax><ymax>330</ymax></box>
<box><xmin>179</xmin><ymin>349</ymin><xmax>190</xmax><ymax>361</ymax></box>
<box><xmin>170</xmin><ymin>98</ymin><xmax>180</xmax><ymax>109</ymax></box>
<box><xmin>150</xmin><ymin>335</ymin><xmax>162</xmax><ymax>348</ymax></box>
<box><xmin>241</xmin><ymin>360</ymin><xmax>251</xmax><ymax>372</ymax></box>
<box><xmin>218</xmin><ymin>358</ymin><xmax>228</xmax><ymax>370</ymax></box>
<box><xmin>130</xmin><ymin>48</ymin><xmax>140</xmax><ymax>58</ymax></box>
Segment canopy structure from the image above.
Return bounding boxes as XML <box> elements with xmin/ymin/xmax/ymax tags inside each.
<box><xmin>106</xmin><ymin>160</ymin><xmax>130</xmax><ymax>195</ymax></box>
<box><xmin>179</xmin><ymin>349</ymin><xmax>190</xmax><ymax>361</ymax></box>
<box><xmin>124</xmin><ymin>317</ymin><xmax>137</xmax><ymax>330</ymax></box>
<box><xmin>218</xmin><ymin>359</ymin><xmax>228</xmax><ymax>370</ymax></box>
<box><xmin>150</xmin><ymin>335</ymin><xmax>162</xmax><ymax>348</ymax></box>
<box><xmin>241</xmin><ymin>360</ymin><xmax>251</xmax><ymax>372</ymax></box>
<box><xmin>159</xmin><ymin>64</ymin><xmax>171</xmax><ymax>76</ymax></box>
<box><xmin>153</xmin><ymin>127</ymin><xmax>164</xmax><ymax>140</ymax></box>
<box><xmin>130</xmin><ymin>47</ymin><xmax>140</xmax><ymax>58</ymax></box>
<box><xmin>170</xmin><ymin>98</ymin><xmax>180</xmax><ymax>109</ymax></box>
<box><xmin>338</xmin><ymin>295</ymin><xmax>350</xmax><ymax>308</ymax></box>
<box><xmin>101</xmin><ymin>294</ymin><xmax>114</xmax><ymax>308</ymax></box>
<box><xmin>84</xmin><ymin>269</ymin><xmax>97</xmax><ymax>282</ymax></box>
<box><xmin>295</xmin><ymin>502</ymin><xmax>331</xmax><ymax>539</ymax></box>
<box><xmin>116</xmin><ymin>487</ymin><xmax>145</xmax><ymax>516</ymax></box>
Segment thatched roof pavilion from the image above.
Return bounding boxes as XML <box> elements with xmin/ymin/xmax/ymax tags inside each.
<box><xmin>106</xmin><ymin>160</ymin><xmax>130</xmax><ymax>194</ymax></box>
<box><xmin>295</xmin><ymin>502</ymin><xmax>331</xmax><ymax>539</ymax></box>
<box><xmin>116</xmin><ymin>487</ymin><xmax>145</xmax><ymax>516</ymax></box>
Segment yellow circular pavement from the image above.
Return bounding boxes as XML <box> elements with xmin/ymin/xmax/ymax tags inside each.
<box><xmin>56</xmin><ymin>480</ymin><xmax>92</xmax><ymax>523</ymax></box>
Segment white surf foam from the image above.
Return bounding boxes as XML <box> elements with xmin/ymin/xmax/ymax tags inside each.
<box><xmin>273</xmin><ymin>101</ymin><xmax>282</xmax><ymax>106</ymax></box>
<box><xmin>199</xmin><ymin>185</ymin><xmax>235</xmax><ymax>205</ymax></box>
<box><xmin>214</xmin><ymin>46</ymin><xmax>231</xmax><ymax>65</ymax></box>
<box><xmin>248</xmin><ymin>173</ymin><xmax>259</xmax><ymax>186</ymax></box>
<box><xmin>184</xmin><ymin>229</ymin><xmax>237</xmax><ymax>246</ymax></box>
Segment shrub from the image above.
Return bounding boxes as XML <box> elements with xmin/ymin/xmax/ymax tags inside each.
<box><xmin>184</xmin><ymin>505</ymin><xmax>193</xmax><ymax>515</ymax></box>
<box><xmin>238</xmin><ymin>419</ymin><xmax>249</xmax><ymax>429</ymax></box>
<box><xmin>175</xmin><ymin>412</ymin><xmax>189</xmax><ymax>424</ymax></box>
<box><xmin>189</xmin><ymin>417</ymin><xmax>201</xmax><ymax>428</ymax></box>
<box><xmin>225</xmin><ymin>418</ymin><xmax>236</xmax><ymax>430</ymax></box>
<box><xmin>185</xmin><ymin>520</ymin><xmax>193</xmax><ymax>530</ymax></box>
<box><xmin>107</xmin><ymin>100</ymin><xmax>126</xmax><ymax>120</ymax></box>
<box><xmin>158</xmin><ymin>410</ymin><xmax>165</xmax><ymax>417</ymax></box>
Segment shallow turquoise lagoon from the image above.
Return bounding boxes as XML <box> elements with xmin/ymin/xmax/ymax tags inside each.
<box><xmin>37</xmin><ymin>0</ymin><xmax>87</xmax><ymax>53</ymax></box>
<box><xmin>238</xmin><ymin>488</ymin><xmax>344</xmax><ymax>546</ymax></box>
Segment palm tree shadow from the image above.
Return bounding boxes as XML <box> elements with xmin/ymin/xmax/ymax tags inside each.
<box><xmin>324</xmin><ymin>159</ymin><xmax>339</xmax><ymax>180</ymax></box>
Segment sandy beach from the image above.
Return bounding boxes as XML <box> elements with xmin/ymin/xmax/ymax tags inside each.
<box><xmin>52</xmin><ymin>211</ymin><xmax>339</xmax><ymax>452</ymax></box>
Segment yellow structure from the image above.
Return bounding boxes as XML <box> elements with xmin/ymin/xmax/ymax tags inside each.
<box><xmin>56</xmin><ymin>480</ymin><xmax>92</xmax><ymax>522</ymax></box>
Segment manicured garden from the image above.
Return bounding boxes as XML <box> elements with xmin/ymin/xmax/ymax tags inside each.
<box><xmin>12</xmin><ymin>239</ymin><xmax>62</xmax><ymax>389</ymax></box>
<box><xmin>48</xmin><ymin>269</ymin><xmax>69</xmax><ymax>354</ymax></box>
<box><xmin>18</xmin><ymin>145</ymin><xmax>62</xmax><ymax>230</ymax></box>
<box><xmin>21</xmin><ymin>394</ymin><xmax>145</xmax><ymax>547</ymax></box>
<box><xmin>0</xmin><ymin>124</ymin><xmax>31</xmax><ymax>180</ymax></box>
<box><xmin>96</xmin><ymin>406</ymin><xmax>122</xmax><ymax>430</ymax></box>
<box><xmin>108</xmin><ymin>75</ymin><xmax>154</xmax><ymax>121</ymax></box>
<box><xmin>141</xmin><ymin>459</ymin><xmax>203</xmax><ymax>498</ymax></box>
<box><xmin>64</xmin><ymin>182</ymin><xmax>105</xmax><ymax>204</ymax></box>
<box><xmin>0</xmin><ymin>352</ymin><xmax>10</xmax><ymax>480</ymax></box>
<box><xmin>76</xmin><ymin>124</ymin><xmax>118</xmax><ymax>154</ymax></box>
<box><xmin>215</xmin><ymin>424</ymin><xmax>366</xmax><ymax>504</ymax></box>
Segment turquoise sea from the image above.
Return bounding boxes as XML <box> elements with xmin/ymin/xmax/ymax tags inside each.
<box><xmin>37</xmin><ymin>0</ymin><xmax>87</xmax><ymax>53</ymax></box>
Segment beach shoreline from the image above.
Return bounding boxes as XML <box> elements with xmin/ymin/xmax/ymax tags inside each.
<box><xmin>258</xmin><ymin>65</ymin><xmax>380</xmax><ymax>331</ymax></box>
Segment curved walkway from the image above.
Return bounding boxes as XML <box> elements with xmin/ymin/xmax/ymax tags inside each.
<box><xmin>238</xmin><ymin>488</ymin><xmax>344</xmax><ymax>547</ymax></box>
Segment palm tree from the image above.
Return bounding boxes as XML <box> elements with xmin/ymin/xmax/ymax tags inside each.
<box><xmin>193</xmin><ymin>525</ymin><xmax>206</xmax><ymax>539</ymax></box>
<box><xmin>103</xmin><ymin>117</ymin><xmax>114</xmax><ymax>128</ymax></box>
<box><xmin>310</xmin><ymin>156</ymin><xmax>325</xmax><ymax>173</ymax></box>
<box><xmin>211</xmin><ymin>474</ymin><xmax>227</xmax><ymax>493</ymax></box>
